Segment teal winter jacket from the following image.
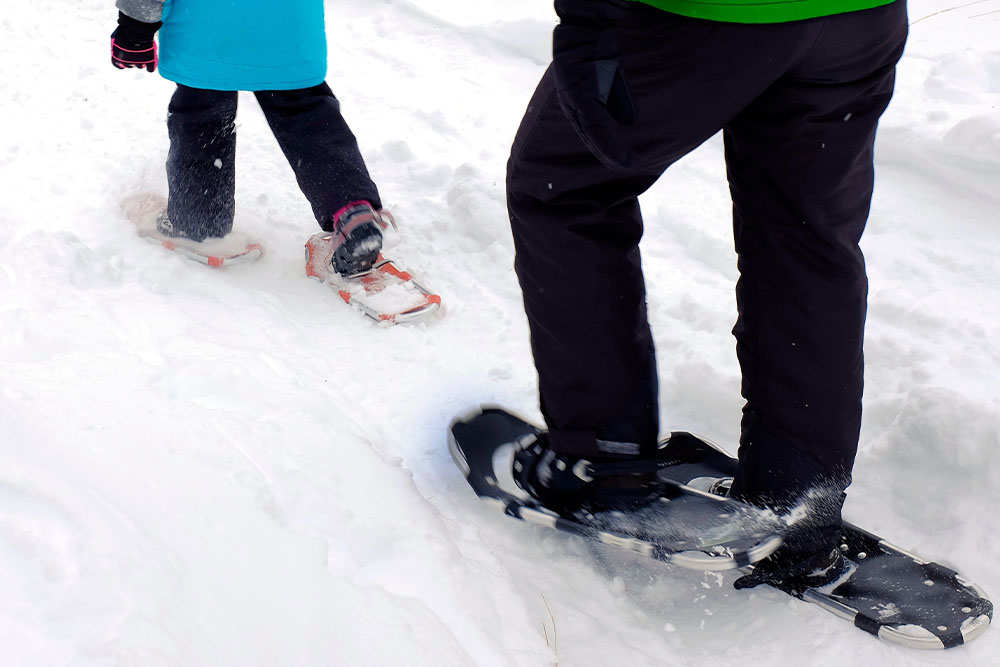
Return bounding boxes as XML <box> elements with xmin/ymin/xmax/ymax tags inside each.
<box><xmin>116</xmin><ymin>0</ymin><xmax>327</xmax><ymax>91</ymax></box>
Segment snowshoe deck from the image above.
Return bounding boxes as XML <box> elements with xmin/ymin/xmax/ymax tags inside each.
<box><xmin>448</xmin><ymin>406</ymin><xmax>781</xmax><ymax>571</ymax></box>
<box><xmin>325</xmin><ymin>255</ymin><xmax>440</xmax><ymax>325</ymax></box>
<box><xmin>122</xmin><ymin>193</ymin><xmax>263</xmax><ymax>267</ymax></box>
<box><xmin>657</xmin><ymin>433</ymin><xmax>993</xmax><ymax>649</ymax></box>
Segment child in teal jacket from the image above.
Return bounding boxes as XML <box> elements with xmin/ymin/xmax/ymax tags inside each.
<box><xmin>111</xmin><ymin>0</ymin><xmax>387</xmax><ymax>275</ymax></box>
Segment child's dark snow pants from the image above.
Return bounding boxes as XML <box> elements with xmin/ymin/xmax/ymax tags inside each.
<box><xmin>506</xmin><ymin>1</ymin><xmax>908</xmax><ymax>504</ymax></box>
<box><xmin>165</xmin><ymin>82</ymin><xmax>381</xmax><ymax>240</ymax></box>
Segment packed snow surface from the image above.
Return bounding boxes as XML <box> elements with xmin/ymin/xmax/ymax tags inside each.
<box><xmin>1</xmin><ymin>1</ymin><xmax>998</xmax><ymax>665</ymax></box>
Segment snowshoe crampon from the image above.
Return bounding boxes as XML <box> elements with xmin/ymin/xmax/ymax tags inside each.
<box><xmin>656</xmin><ymin>432</ymin><xmax>993</xmax><ymax>649</ymax></box>
<box><xmin>448</xmin><ymin>406</ymin><xmax>782</xmax><ymax>572</ymax></box>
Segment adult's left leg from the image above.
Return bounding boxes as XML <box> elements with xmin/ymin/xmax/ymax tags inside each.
<box><xmin>507</xmin><ymin>68</ymin><xmax>663</xmax><ymax>455</ymax></box>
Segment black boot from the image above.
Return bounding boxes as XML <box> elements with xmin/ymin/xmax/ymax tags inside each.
<box><xmin>729</xmin><ymin>434</ymin><xmax>850</xmax><ymax>591</ymax></box>
<box><xmin>512</xmin><ymin>433</ymin><xmax>665</xmax><ymax>514</ymax></box>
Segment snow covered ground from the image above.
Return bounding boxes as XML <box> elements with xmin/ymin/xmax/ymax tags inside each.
<box><xmin>2</xmin><ymin>0</ymin><xmax>998</xmax><ymax>664</ymax></box>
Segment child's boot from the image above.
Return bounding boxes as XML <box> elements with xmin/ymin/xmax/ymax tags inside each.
<box><xmin>305</xmin><ymin>201</ymin><xmax>394</xmax><ymax>278</ymax></box>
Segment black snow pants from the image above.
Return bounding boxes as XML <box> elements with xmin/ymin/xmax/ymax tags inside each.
<box><xmin>165</xmin><ymin>82</ymin><xmax>381</xmax><ymax>241</ymax></box>
<box><xmin>506</xmin><ymin>1</ymin><xmax>908</xmax><ymax>504</ymax></box>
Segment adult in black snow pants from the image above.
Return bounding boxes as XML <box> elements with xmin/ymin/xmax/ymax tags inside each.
<box><xmin>507</xmin><ymin>0</ymin><xmax>908</xmax><ymax>588</ymax></box>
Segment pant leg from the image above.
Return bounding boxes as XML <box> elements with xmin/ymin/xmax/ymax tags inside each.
<box><xmin>166</xmin><ymin>85</ymin><xmax>238</xmax><ymax>241</ymax></box>
<box><xmin>254</xmin><ymin>83</ymin><xmax>380</xmax><ymax>229</ymax></box>
<box><xmin>507</xmin><ymin>6</ymin><xmax>823</xmax><ymax>457</ymax></box>
<box><xmin>724</xmin><ymin>0</ymin><xmax>909</xmax><ymax>507</ymax></box>
<box><xmin>508</xmin><ymin>66</ymin><xmax>661</xmax><ymax>456</ymax></box>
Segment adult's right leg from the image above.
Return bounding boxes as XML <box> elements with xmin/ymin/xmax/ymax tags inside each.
<box><xmin>722</xmin><ymin>1</ymin><xmax>908</xmax><ymax>587</ymax></box>
<box><xmin>165</xmin><ymin>85</ymin><xmax>238</xmax><ymax>241</ymax></box>
<box><xmin>725</xmin><ymin>0</ymin><xmax>909</xmax><ymax>511</ymax></box>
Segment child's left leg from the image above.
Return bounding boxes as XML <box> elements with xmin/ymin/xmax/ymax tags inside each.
<box><xmin>254</xmin><ymin>83</ymin><xmax>381</xmax><ymax>229</ymax></box>
<box><xmin>166</xmin><ymin>85</ymin><xmax>238</xmax><ymax>241</ymax></box>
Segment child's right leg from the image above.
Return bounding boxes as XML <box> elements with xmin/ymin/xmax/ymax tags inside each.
<box><xmin>254</xmin><ymin>83</ymin><xmax>381</xmax><ymax>225</ymax></box>
<box><xmin>255</xmin><ymin>84</ymin><xmax>386</xmax><ymax>275</ymax></box>
<box><xmin>165</xmin><ymin>85</ymin><xmax>238</xmax><ymax>241</ymax></box>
